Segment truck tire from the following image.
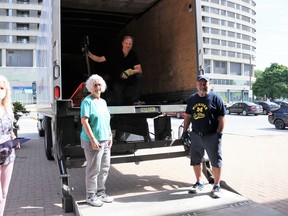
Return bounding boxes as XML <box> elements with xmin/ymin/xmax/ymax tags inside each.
<box><xmin>43</xmin><ymin>118</ymin><xmax>54</xmax><ymax>160</ymax></box>
<box><xmin>38</xmin><ymin>128</ymin><xmax>45</xmax><ymax>137</ymax></box>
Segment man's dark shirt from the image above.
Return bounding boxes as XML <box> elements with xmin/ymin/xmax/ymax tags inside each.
<box><xmin>185</xmin><ymin>92</ymin><xmax>226</xmax><ymax>133</ymax></box>
<box><xmin>105</xmin><ymin>48</ymin><xmax>140</xmax><ymax>81</ymax></box>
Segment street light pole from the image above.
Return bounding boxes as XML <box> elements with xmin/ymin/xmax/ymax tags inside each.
<box><xmin>249</xmin><ymin>55</ymin><xmax>254</xmax><ymax>101</ymax></box>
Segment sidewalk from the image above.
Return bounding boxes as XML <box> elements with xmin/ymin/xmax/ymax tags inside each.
<box><xmin>4</xmin><ymin>117</ymin><xmax>288</xmax><ymax>215</ymax></box>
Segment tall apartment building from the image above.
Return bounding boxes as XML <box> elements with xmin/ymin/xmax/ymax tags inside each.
<box><xmin>0</xmin><ymin>0</ymin><xmax>42</xmax><ymax>104</ymax></box>
<box><xmin>200</xmin><ymin>0</ymin><xmax>256</xmax><ymax>103</ymax></box>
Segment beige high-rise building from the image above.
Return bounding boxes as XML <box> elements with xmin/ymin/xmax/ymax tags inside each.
<box><xmin>200</xmin><ymin>0</ymin><xmax>256</xmax><ymax>103</ymax></box>
<box><xmin>0</xmin><ymin>0</ymin><xmax>42</xmax><ymax>104</ymax></box>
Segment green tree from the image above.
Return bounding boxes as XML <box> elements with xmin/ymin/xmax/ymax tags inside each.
<box><xmin>252</xmin><ymin>63</ymin><xmax>288</xmax><ymax>100</ymax></box>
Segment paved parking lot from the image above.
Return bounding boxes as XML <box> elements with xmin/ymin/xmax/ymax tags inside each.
<box><xmin>4</xmin><ymin>113</ymin><xmax>288</xmax><ymax>215</ymax></box>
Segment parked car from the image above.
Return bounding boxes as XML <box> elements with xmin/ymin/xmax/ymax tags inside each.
<box><xmin>254</xmin><ymin>101</ymin><xmax>280</xmax><ymax>115</ymax></box>
<box><xmin>226</xmin><ymin>102</ymin><xmax>263</xmax><ymax>116</ymax></box>
<box><xmin>165</xmin><ymin>111</ymin><xmax>186</xmax><ymax>119</ymax></box>
<box><xmin>273</xmin><ymin>100</ymin><xmax>288</xmax><ymax>108</ymax></box>
<box><xmin>268</xmin><ymin>107</ymin><xmax>288</xmax><ymax>129</ymax></box>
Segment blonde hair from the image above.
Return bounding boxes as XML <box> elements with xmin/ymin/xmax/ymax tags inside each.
<box><xmin>85</xmin><ymin>74</ymin><xmax>107</xmax><ymax>93</ymax></box>
<box><xmin>0</xmin><ymin>75</ymin><xmax>12</xmax><ymax>113</ymax></box>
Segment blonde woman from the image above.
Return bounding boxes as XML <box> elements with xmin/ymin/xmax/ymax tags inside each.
<box><xmin>0</xmin><ymin>75</ymin><xmax>18</xmax><ymax>216</ymax></box>
<box><xmin>80</xmin><ymin>74</ymin><xmax>113</xmax><ymax>207</ymax></box>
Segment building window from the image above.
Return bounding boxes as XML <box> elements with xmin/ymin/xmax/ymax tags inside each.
<box><xmin>17</xmin><ymin>0</ymin><xmax>30</xmax><ymax>4</ymax></box>
<box><xmin>227</xmin><ymin>1</ymin><xmax>235</xmax><ymax>9</ymax></box>
<box><xmin>228</xmin><ymin>51</ymin><xmax>235</xmax><ymax>57</ymax></box>
<box><xmin>242</xmin><ymin>44</ymin><xmax>250</xmax><ymax>50</ymax></box>
<box><xmin>211</xmin><ymin>28</ymin><xmax>220</xmax><ymax>35</ymax></box>
<box><xmin>17</xmin><ymin>10</ymin><xmax>29</xmax><ymax>17</ymax></box>
<box><xmin>242</xmin><ymin>6</ymin><xmax>250</xmax><ymax>13</ymax></box>
<box><xmin>211</xmin><ymin>0</ymin><xmax>219</xmax><ymax>4</ymax></box>
<box><xmin>17</xmin><ymin>36</ymin><xmax>29</xmax><ymax>43</ymax></box>
<box><xmin>242</xmin><ymin>15</ymin><xmax>250</xmax><ymax>23</ymax></box>
<box><xmin>211</xmin><ymin>7</ymin><xmax>220</xmax><ymax>15</ymax></box>
<box><xmin>203</xmin><ymin>37</ymin><xmax>210</xmax><ymax>44</ymax></box>
<box><xmin>211</xmin><ymin>18</ymin><xmax>220</xmax><ymax>25</ymax></box>
<box><xmin>203</xmin><ymin>27</ymin><xmax>210</xmax><ymax>33</ymax></box>
<box><xmin>221</xmin><ymin>0</ymin><xmax>226</xmax><ymax>6</ymax></box>
<box><xmin>17</xmin><ymin>23</ymin><xmax>29</xmax><ymax>30</ymax></box>
<box><xmin>214</xmin><ymin>61</ymin><xmax>227</xmax><ymax>74</ymax></box>
<box><xmin>230</xmin><ymin>62</ymin><xmax>241</xmax><ymax>75</ymax></box>
<box><xmin>228</xmin><ymin>41</ymin><xmax>235</xmax><ymax>48</ymax></box>
<box><xmin>211</xmin><ymin>49</ymin><xmax>220</xmax><ymax>55</ymax></box>
<box><xmin>228</xmin><ymin>31</ymin><xmax>235</xmax><ymax>37</ymax></box>
<box><xmin>204</xmin><ymin>60</ymin><xmax>211</xmax><ymax>73</ymax></box>
<box><xmin>242</xmin><ymin>34</ymin><xmax>250</xmax><ymax>41</ymax></box>
<box><xmin>202</xmin><ymin>16</ymin><xmax>209</xmax><ymax>23</ymax></box>
<box><xmin>228</xmin><ymin>21</ymin><xmax>235</xmax><ymax>28</ymax></box>
<box><xmin>211</xmin><ymin>38</ymin><xmax>220</xmax><ymax>45</ymax></box>
<box><xmin>242</xmin><ymin>25</ymin><xmax>250</xmax><ymax>32</ymax></box>
<box><xmin>204</xmin><ymin>48</ymin><xmax>210</xmax><ymax>54</ymax></box>
<box><xmin>227</xmin><ymin>11</ymin><xmax>235</xmax><ymax>18</ymax></box>
<box><xmin>6</xmin><ymin>50</ymin><xmax>33</xmax><ymax>67</ymax></box>
<box><xmin>243</xmin><ymin>64</ymin><xmax>251</xmax><ymax>76</ymax></box>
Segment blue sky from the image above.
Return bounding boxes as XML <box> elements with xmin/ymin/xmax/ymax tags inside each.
<box><xmin>255</xmin><ymin>0</ymin><xmax>288</xmax><ymax>70</ymax></box>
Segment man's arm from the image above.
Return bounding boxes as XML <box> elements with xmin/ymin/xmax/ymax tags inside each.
<box><xmin>87</xmin><ymin>51</ymin><xmax>106</xmax><ymax>63</ymax></box>
<box><xmin>217</xmin><ymin>115</ymin><xmax>225</xmax><ymax>134</ymax></box>
<box><xmin>183</xmin><ymin>113</ymin><xmax>191</xmax><ymax>132</ymax></box>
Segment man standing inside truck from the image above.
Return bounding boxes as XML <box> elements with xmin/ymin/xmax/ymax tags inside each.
<box><xmin>86</xmin><ymin>35</ymin><xmax>144</xmax><ymax>106</ymax></box>
<box><xmin>181</xmin><ymin>74</ymin><xmax>225</xmax><ymax>199</ymax></box>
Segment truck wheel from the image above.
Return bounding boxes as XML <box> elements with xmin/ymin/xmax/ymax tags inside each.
<box><xmin>62</xmin><ymin>195</ymin><xmax>73</xmax><ymax>213</ymax></box>
<box><xmin>44</xmin><ymin>118</ymin><xmax>54</xmax><ymax>160</ymax></box>
<box><xmin>38</xmin><ymin>129</ymin><xmax>45</xmax><ymax>137</ymax></box>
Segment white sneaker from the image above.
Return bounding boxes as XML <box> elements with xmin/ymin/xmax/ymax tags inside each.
<box><xmin>98</xmin><ymin>192</ymin><xmax>114</xmax><ymax>203</ymax></box>
<box><xmin>211</xmin><ymin>184</ymin><xmax>221</xmax><ymax>198</ymax></box>
<box><xmin>86</xmin><ymin>194</ymin><xmax>103</xmax><ymax>207</ymax></box>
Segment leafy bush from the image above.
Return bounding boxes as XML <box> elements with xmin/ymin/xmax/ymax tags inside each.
<box><xmin>12</xmin><ymin>101</ymin><xmax>30</xmax><ymax>130</ymax></box>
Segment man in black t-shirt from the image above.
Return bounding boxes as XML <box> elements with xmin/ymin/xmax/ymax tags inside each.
<box><xmin>182</xmin><ymin>74</ymin><xmax>226</xmax><ymax>199</ymax></box>
<box><xmin>86</xmin><ymin>36</ymin><xmax>144</xmax><ymax>106</ymax></box>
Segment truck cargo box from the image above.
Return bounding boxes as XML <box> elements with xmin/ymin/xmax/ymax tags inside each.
<box><xmin>59</xmin><ymin>0</ymin><xmax>203</xmax><ymax>104</ymax></box>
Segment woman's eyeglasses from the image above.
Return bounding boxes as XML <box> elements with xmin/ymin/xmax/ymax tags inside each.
<box><xmin>94</xmin><ymin>83</ymin><xmax>101</xmax><ymax>87</ymax></box>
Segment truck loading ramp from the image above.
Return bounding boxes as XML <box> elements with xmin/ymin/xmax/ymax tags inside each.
<box><xmin>66</xmin><ymin>156</ymin><xmax>285</xmax><ymax>216</ymax></box>
<box><xmin>71</xmin><ymin>184</ymin><xmax>285</xmax><ymax>216</ymax></box>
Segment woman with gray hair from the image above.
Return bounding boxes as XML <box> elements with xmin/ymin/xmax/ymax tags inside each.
<box><xmin>80</xmin><ymin>74</ymin><xmax>113</xmax><ymax>207</ymax></box>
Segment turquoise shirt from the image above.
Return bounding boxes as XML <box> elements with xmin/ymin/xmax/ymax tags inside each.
<box><xmin>80</xmin><ymin>95</ymin><xmax>111</xmax><ymax>142</ymax></box>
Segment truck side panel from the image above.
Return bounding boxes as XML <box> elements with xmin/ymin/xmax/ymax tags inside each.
<box><xmin>124</xmin><ymin>0</ymin><xmax>200</xmax><ymax>96</ymax></box>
